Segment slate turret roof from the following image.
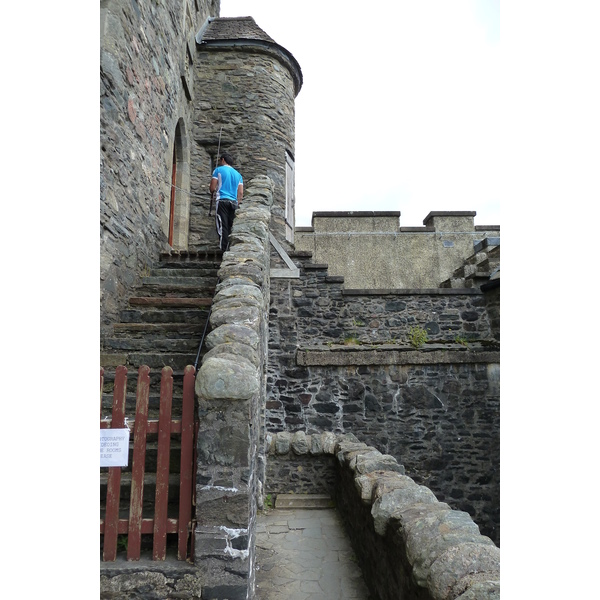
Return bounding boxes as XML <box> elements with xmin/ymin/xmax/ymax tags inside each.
<box><xmin>196</xmin><ymin>16</ymin><xmax>303</xmax><ymax>96</ymax></box>
<box><xmin>200</xmin><ymin>16</ymin><xmax>278</xmax><ymax>44</ymax></box>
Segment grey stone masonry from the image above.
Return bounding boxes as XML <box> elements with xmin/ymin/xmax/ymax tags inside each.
<box><xmin>268</xmin><ymin>252</ymin><xmax>499</xmax><ymax>545</ymax></box>
<box><xmin>100</xmin><ymin>0</ymin><xmax>219</xmax><ymax>333</ymax></box>
<box><xmin>193</xmin><ymin>17</ymin><xmax>301</xmax><ymax>248</ymax></box>
<box><xmin>194</xmin><ymin>176</ymin><xmax>274</xmax><ymax>600</ymax></box>
<box><xmin>266</xmin><ymin>432</ymin><xmax>499</xmax><ymax>600</ymax></box>
<box><xmin>295</xmin><ymin>211</ymin><xmax>499</xmax><ymax>289</ymax></box>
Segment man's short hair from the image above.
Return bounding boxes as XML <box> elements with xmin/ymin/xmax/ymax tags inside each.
<box><xmin>221</xmin><ymin>152</ymin><xmax>234</xmax><ymax>166</ymax></box>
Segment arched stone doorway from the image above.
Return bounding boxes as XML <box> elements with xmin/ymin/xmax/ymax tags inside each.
<box><xmin>167</xmin><ymin>119</ymin><xmax>191</xmax><ymax>249</ymax></box>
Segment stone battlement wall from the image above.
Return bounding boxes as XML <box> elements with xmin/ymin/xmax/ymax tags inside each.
<box><xmin>295</xmin><ymin>211</ymin><xmax>499</xmax><ymax>289</ymax></box>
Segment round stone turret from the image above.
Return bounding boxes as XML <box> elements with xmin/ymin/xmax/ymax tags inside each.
<box><xmin>194</xmin><ymin>16</ymin><xmax>303</xmax><ymax>246</ymax></box>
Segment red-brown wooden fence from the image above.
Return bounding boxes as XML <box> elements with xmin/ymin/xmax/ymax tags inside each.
<box><xmin>100</xmin><ymin>365</ymin><xmax>197</xmax><ymax>561</ymax></box>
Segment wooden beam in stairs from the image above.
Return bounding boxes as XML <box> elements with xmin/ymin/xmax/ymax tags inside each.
<box><xmin>128</xmin><ymin>297</ymin><xmax>212</xmax><ymax>307</ymax></box>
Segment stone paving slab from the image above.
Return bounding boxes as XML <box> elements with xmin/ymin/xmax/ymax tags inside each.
<box><xmin>275</xmin><ymin>494</ymin><xmax>335</xmax><ymax>509</ymax></box>
<box><xmin>255</xmin><ymin>508</ymin><xmax>372</xmax><ymax>600</ymax></box>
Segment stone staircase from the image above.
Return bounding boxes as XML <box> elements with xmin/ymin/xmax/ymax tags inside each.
<box><xmin>440</xmin><ymin>237</ymin><xmax>500</xmax><ymax>289</ymax></box>
<box><xmin>100</xmin><ymin>248</ymin><xmax>222</xmax><ymax>558</ymax></box>
<box><xmin>101</xmin><ymin>248</ymin><xmax>222</xmax><ymax>405</ymax></box>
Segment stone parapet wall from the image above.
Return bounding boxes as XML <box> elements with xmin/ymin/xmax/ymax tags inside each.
<box><xmin>264</xmin><ymin>432</ymin><xmax>500</xmax><ymax>600</ymax></box>
<box><xmin>194</xmin><ymin>176</ymin><xmax>274</xmax><ymax>600</ymax></box>
<box><xmin>264</xmin><ymin>431</ymin><xmax>338</xmax><ymax>496</ymax></box>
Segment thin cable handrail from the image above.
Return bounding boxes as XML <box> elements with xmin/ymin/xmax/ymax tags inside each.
<box><xmin>193</xmin><ymin>277</ymin><xmax>220</xmax><ymax>372</ymax></box>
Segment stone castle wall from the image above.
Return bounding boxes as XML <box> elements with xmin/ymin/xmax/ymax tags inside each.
<box><xmin>100</xmin><ymin>0</ymin><xmax>219</xmax><ymax>333</ymax></box>
<box><xmin>267</xmin><ymin>259</ymin><xmax>500</xmax><ymax>545</ymax></box>
<box><xmin>100</xmin><ymin>5</ymin><xmax>501</xmax><ymax>596</ymax></box>
<box><xmin>191</xmin><ymin>40</ymin><xmax>299</xmax><ymax>249</ymax></box>
<box><xmin>295</xmin><ymin>211</ymin><xmax>499</xmax><ymax>288</ymax></box>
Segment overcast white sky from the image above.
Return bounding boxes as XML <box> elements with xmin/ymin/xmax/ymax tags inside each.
<box><xmin>220</xmin><ymin>0</ymin><xmax>500</xmax><ymax>227</ymax></box>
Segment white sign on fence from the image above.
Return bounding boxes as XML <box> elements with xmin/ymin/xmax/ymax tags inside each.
<box><xmin>100</xmin><ymin>428</ymin><xmax>130</xmax><ymax>467</ymax></box>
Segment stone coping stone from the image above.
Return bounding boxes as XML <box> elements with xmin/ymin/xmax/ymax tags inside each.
<box><xmin>296</xmin><ymin>347</ymin><xmax>500</xmax><ymax>366</ymax></box>
<box><xmin>474</xmin><ymin>225</ymin><xmax>500</xmax><ymax>231</ymax></box>
<box><xmin>312</xmin><ymin>210</ymin><xmax>401</xmax><ymax>218</ymax></box>
<box><xmin>342</xmin><ymin>288</ymin><xmax>483</xmax><ymax>296</ymax></box>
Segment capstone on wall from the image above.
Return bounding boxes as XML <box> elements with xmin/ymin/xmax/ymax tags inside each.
<box><xmin>100</xmin><ymin>0</ymin><xmax>219</xmax><ymax>332</ymax></box>
<box><xmin>295</xmin><ymin>211</ymin><xmax>500</xmax><ymax>288</ymax></box>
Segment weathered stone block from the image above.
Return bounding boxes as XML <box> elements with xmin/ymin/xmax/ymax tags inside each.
<box><xmin>321</xmin><ymin>432</ymin><xmax>338</xmax><ymax>454</ymax></box>
<box><xmin>455</xmin><ymin>578</ymin><xmax>500</xmax><ymax>599</ymax></box>
<box><xmin>275</xmin><ymin>431</ymin><xmax>291</xmax><ymax>454</ymax></box>
<box><xmin>427</xmin><ymin>542</ymin><xmax>500</xmax><ymax>600</ymax></box>
<box><xmin>401</xmin><ymin>508</ymin><xmax>494</xmax><ymax>588</ymax></box>
<box><xmin>195</xmin><ymin>493</ymin><xmax>250</xmax><ymax>529</ymax></box>
<box><xmin>291</xmin><ymin>431</ymin><xmax>309</xmax><ymax>455</ymax></box>
<box><xmin>203</xmin><ymin>342</ymin><xmax>260</xmax><ymax>367</ymax></box>
<box><xmin>354</xmin><ymin>454</ymin><xmax>406</xmax><ymax>476</ymax></box>
<box><xmin>336</xmin><ymin>443</ymin><xmax>370</xmax><ymax>465</ymax></box>
<box><xmin>372</xmin><ymin>483</ymin><xmax>439</xmax><ymax>535</ymax></box>
<box><xmin>206</xmin><ymin>323</ymin><xmax>260</xmax><ymax>350</ymax></box>
<box><xmin>210</xmin><ymin>304</ymin><xmax>261</xmax><ymax>329</ymax></box>
<box><xmin>197</xmin><ymin>356</ymin><xmax>259</xmax><ymax>400</ymax></box>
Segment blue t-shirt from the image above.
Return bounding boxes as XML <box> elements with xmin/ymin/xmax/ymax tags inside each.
<box><xmin>212</xmin><ymin>165</ymin><xmax>243</xmax><ymax>203</ymax></box>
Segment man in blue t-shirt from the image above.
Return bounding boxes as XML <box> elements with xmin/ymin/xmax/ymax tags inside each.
<box><xmin>209</xmin><ymin>151</ymin><xmax>244</xmax><ymax>251</ymax></box>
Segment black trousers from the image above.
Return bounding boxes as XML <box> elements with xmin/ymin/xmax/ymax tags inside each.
<box><xmin>215</xmin><ymin>199</ymin><xmax>237</xmax><ymax>251</ymax></box>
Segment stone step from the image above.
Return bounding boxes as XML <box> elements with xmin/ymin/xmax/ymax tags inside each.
<box><xmin>100</xmin><ymin>472</ymin><xmax>182</xmax><ymax>488</ymax></box>
<box><xmin>149</xmin><ymin>268</ymin><xmax>219</xmax><ymax>278</ymax></box>
<box><xmin>140</xmin><ymin>275</ymin><xmax>216</xmax><ymax>287</ymax></box>
<box><xmin>476</xmin><ymin>257</ymin><xmax>500</xmax><ymax>273</ymax></box>
<box><xmin>100</xmin><ymin>369</ymin><xmax>199</xmax><ymax>415</ymax></box>
<box><xmin>464</xmin><ymin>271</ymin><xmax>494</xmax><ymax>287</ymax></box>
<box><xmin>119</xmin><ymin>307</ymin><xmax>210</xmax><ymax>324</ymax></box>
<box><xmin>101</xmin><ymin>352</ymin><xmax>200</xmax><ymax>371</ymax></box>
<box><xmin>439</xmin><ymin>278</ymin><xmax>466</xmax><ymax>289</ymax></box>
<box><xmin>102</xmin><ymin>336</ymin><xmax>201</xmax><ymax>354</ymax></box>
<box><xmin>101</xmin><ymin>394</ymin><xmax>183</xmax><ymax>419</ymax></box>
<box><xmin>129</xmin><ymin>352</ymin><xmax>200</xmax><ymax>370</ymax></box>
<box><xmin>111</xmin><ymin>322</ymin><xmax>207</xmax><ymax>337</ymax></box>
<box><xmin>159</xmin><ymin>250</ymin><xmax>223</xmax><ymax>268</ymax></box>
<box><xmin>128</xmin><ymin>296</ymin><xmax>213</xmax><ymax>307</ymax></box>
<box><xmin>136</xmin><ymin>281</ymin><xmax>216</xmax><ymax>298</ymax></box>
<box><xmin>473</xmin><ymin>237</ymin><xmax>500</xmax><ymax>254</ymax></box>
<box><xmin>274</xmin><ymin>494</ymin><xmax>335</xmax><ymax>509</ymax></box>
<box><xmin>100</xmin><ymin>473</ymin><xmax>183</xmax><ymax>511</ymax></box>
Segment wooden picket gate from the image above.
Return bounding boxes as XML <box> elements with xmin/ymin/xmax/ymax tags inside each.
<box><xmin>100</xmin><ymin>364</ymin><xmax>197</xmax><ymax>562</ymax></box>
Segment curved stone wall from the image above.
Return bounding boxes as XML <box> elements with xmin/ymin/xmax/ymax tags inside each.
<box><xmin>266</xmin><ymin>431</ymin><xmax>500</xmax><ymax>600</ymax></box>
